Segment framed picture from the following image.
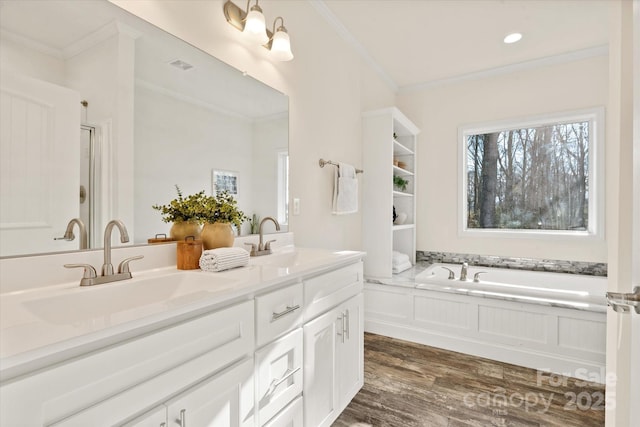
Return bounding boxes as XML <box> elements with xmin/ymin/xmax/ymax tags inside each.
<box><xmin>212</xmin><ymin>169</ymin><xmax>239</xmax><ymax>196</ymax></box>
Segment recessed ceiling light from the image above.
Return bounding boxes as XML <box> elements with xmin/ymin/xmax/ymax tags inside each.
<box><xmin>504</xmin><ymin>33</ymin><xmax>523</xmax><ymax>44</ymax></box>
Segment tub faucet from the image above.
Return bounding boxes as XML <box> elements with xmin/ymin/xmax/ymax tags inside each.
<box><xmin>64</xmin><ymin>219</ymin><xmax>143</xmax><ymax>286</ymax></box>
<box><xmin>246</xmin><ymin>216</ymin><xmax>281</xmax><ymax>256</ymax></box>
<box><xmin>460</xmin><ymin>262</ymin><xmax>469</xmax><ymax>281</ymax></box>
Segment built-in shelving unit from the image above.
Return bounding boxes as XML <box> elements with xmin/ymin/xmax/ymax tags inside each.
<box><xmin>362</xmin><ymin>107</ymin><xmax>420</xmax><ymax>279</ymax></box>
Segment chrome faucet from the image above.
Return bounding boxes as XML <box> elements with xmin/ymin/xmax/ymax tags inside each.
<box><xmin>55</xmin><ymin>218</ymin><xmax>88</xmax><ymax>249</ymax></box>
<box><xmin>246</xmin><ymin>216</ymin><xmax>281</xmax><ymax>256</ymax></box>
<box><xmin>460</xmin><ymin>262</ymin><xmax>469</xmax><ymax>281</ymax></box>
<box><xmin>64</xmin><ymin>220</ymin><xmax>143</xmax><ymax>286</ymax></box>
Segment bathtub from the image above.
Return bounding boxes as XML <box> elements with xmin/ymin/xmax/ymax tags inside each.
<box><xmin>414</xmin><ymin>263</ymin><xmax>607</xmax><ymax>313</ymax></box>
<box><xmin>364</xmin><ymin>264</ymin><xmax>608</xmax><ymax>381</ymax></box>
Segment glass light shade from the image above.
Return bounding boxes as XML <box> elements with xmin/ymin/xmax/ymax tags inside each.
<box><xmin>270</xmin><ymin>29</ymin><xmax>293</xmax><ymax>61</ymax></box>
<box><xmin>243</xmin><ymin>9</ymin><xmax>269</xmax><ymax>45</ymax></box>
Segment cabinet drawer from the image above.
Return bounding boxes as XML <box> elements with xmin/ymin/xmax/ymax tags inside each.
<box><xmin>263</xmin><ymin>396</ymin><xmax>303</xmax><ymax>427</ymax></box>
<box><xmin>6</xmin><ymin>301</ymin><xmax>255</xmax><ymax>426</ymax></box>
<box><xmin>256</xmin><ymin>283</ymin><xmax>303</xmax><ymax>347</ymax></box>
<box><xmin>255</xmin><ymin>329</ymin><xmax>303</xmax><ymax>426</ymax></box>
<box><xmin>304</xmin><ymin>262</ymin><xmax>363</xmax><ymax>321</ymax></box>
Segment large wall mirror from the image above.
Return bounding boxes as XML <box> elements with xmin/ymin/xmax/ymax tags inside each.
<box><xmin>0</xmin><ymin>0</ymin><xmax>289</xmax><ymax>258</ymax></box>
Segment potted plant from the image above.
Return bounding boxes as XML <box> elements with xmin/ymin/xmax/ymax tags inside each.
<box><xmin>393</xmin><ymin>175</ymin><xmax>409</xmax><ymax>192</ymax></box>
<box><xmin>199</xmin><ymin>191</ymin><xmax>249</xmax><ymax>249</ymax></box>
<box><xmin>152</xmin><ymin>185</ymin><xmax>207</xmax><ymax>241</ymax></box>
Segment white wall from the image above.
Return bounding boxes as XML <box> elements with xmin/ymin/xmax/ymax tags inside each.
<box><xmin>397</xmin><ymin>55</ymin><xmax>609</xmax><ymax>262</ymax></box>
<box><xmin>0</xmin><ymin>38</ymin><xmax>65</xmax><ymax>85</ymax></box>
<box><xmin>110</xmin><ymin>0</ymin><xmax>396</xmax><ymax>251</ymax></box>
<box><xmin>134</xmin><ymin>83</ymin><xmax>255</xmax><ymax>242</ymax></box>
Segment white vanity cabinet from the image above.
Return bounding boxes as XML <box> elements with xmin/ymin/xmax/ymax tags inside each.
<box><xmin>0</xmin><ymin>252</ymin><xmax>365</xmax><ymax>427</ymax></box>
<box><xmin>302</xmin><ymin>263</ymin><xmax>364</xmax><ymax>427</ymax></box>
<box><xmin>0</xmin><ymin>300</ymin><xmax>255</xmax><ymax>426</ymax></box>
<box><xmin>120</xmin><ymin>358</ymin><xmax>254</xmax><ymax>427</ymax></box>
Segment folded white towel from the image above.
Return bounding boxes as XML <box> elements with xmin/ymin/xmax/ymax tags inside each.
<box><xmin>392</xmin><ymin>251</ymin><xmax>410</xmax><ymax>265</ymax></box>
<box><xmin>332</xmin><ymin>162</ymin><xmax>358</xmax><ymax>215</ymax></box>
<box><xmin>199</xmin><ymin>247</ymin><xmax>249</xmax><ymax>272</ymax></box>
<box><xmin>392</xmin><ymin>261</ymin><xmax>412</xmax><ymax>274</ymax></box>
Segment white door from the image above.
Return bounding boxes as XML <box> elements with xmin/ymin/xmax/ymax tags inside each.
<box><xmin>605</xmin><ymin>1</ymin><xmax>640</xmax><ymax>425</ymax></box>
<box><xmin>0</xmin><ymin>71</ymin><xmax>80</xmax><ymax>256</ymax></box>
<box><xmin>165</xmin><ymin>358</ymin><xmax>254</xmax><ymax>427</ymax></box>
<box><xmin>303</xmin><ymin>308</ymin><xmax>339</xmax><ymax>427</ymax></box>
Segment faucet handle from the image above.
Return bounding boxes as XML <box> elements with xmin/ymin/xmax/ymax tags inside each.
<box><xmin>473</xmin><ymin>272</ymin><xmax>487</xmax><ymax>283</ymax></box>
<box><xmin>118</xmin><ymin>255</ymin><xmax>144</xmax><ymax>274</ymax></box>
<box><xmin>244</xmin><ymin>243</ymin><xmax>257</xmax><ymax>256</ymax></box>
<box><xmin>64</xmin><ymin>263</ymin><xmax>97</xmax><ymax>279</ymax></box>
<box><xmin>441</xmin><ymin>267</ymin><xmax>456</xmax><ymax>280</ymax></box>
<box><xmin>264</xmin><ymin>240</ymin><xmax>276</xmax><ymax>251</ymax></box>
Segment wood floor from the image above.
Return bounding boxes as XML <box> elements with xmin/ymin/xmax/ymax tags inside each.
<box><xmin>332</xmin><ymin>333</ymin><xmax>605</xmax><ymax>427</ymax></box>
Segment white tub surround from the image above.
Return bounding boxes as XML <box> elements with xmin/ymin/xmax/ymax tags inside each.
<box><xmin>0</xmin><ymin>241</ymin><xmax>364</xmax><ymax>427</ymax></box>
<box><xmin>365</xmin><ymin>263</ymin><xmax>607</xmax><ymax>382</ymax></box>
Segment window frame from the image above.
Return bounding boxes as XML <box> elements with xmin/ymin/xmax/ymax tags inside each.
<box><xmin>457</xmin><ymin>107</ymin><xmax>605</xmax><ymax>240</ymax></box>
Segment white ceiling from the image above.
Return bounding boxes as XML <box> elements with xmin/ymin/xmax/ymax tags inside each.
<box><xmin>318</xmin><ymin>0</ymin><xmax>610</xmax><ymax>91</ymax></box>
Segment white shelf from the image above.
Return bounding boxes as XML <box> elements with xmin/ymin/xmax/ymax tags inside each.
<box><xmin>393</xmin><ymin>140</ymin><xmax>414</xmax><ymax>156</ymax></box>
<box><xmin>363</xmin><ymin>107</ymin><xmax>419</xmax><ymax>279</ymax></box>
<box><xmin>393</xmin><ymin>190</ymin><xmax>414</xmax><ymax>197</ymax></box>
<box><xmin>393</xmin><ymin>165</ymin><xmax>414</xmax><ymax>176</ymax></box>
<box><xmin>393</xmin><ymin>224</ymin><xmax>415</xmax><ymax>231</ymax></box>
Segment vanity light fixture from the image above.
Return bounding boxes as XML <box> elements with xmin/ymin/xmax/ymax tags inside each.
<box><xmin>503</xmin><ymin>32</ymin><xmax>523</xmax><ymax>44</ymax></box>
<box><xmin>223</xmin><ymin>0</ymin><xmax>294</xmax><ymax>61</ymax></box>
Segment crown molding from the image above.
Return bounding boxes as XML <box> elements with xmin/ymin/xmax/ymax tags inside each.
<box><xmin>63</xmin><ymin>21</ymin><xmax>141</xmax><ymax>59</ymax></box>
<box><xmin>0</xmin><ymin>29</ymin><xmax>63</xmax><ymax>59</ymax></box>
<box><xmin>309</xmin><ymin>0</ymin><xmax>398</xmax><ymax>93</ymax></box>
<box><xmin>398</xmin><ymin>44</ymin><xmax>609</xmax><ymax>94</ymax></box>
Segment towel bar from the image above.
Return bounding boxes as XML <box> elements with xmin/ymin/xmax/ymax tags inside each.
<box><xmin>319</xmin><ymin>158</ymin><xmax>364</xmax><ymax>174</ymax></box>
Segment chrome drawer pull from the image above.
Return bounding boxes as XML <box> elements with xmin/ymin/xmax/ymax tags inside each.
<box><xmin>269</xmin><ymin>366</ymin><xmax>301</xmax><ymax>394</ymax></box>
<box><xmin>178</xmin><ymin>409</ymin><xmax>186</xmax><ymax>427</ymax></box>
<box><xmin>271</xmin><ymin>304</ymin><xmax>301</xmax><ymax>322</ymax></box>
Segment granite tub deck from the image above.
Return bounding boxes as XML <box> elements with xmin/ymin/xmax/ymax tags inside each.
<box><xmin>363</xmin><ymin>262</ymin><xmax>608</xmax><ymax>381</ymax></box>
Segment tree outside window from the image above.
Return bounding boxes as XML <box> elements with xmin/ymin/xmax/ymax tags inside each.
<box><xmin>460</xmin><ymin>109</ymin><xmax>603</xmax><ymax>237</ymax></box>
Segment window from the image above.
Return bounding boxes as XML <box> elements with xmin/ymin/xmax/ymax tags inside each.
<box><xmin>459</xmin><ymin>108</ymin><xmax>604</xmax><ymax>238</ymax></box>
<box><xmin>277</xmin><ymin>150</ymin><xmax>289</xmax><ymax>225</ymax></box>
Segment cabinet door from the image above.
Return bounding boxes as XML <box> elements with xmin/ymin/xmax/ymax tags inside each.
<box><xmin>165</xmin><ymin>358</ymin><xmax>254</xmax><ymax>427</ymax></box>
<box><xmin>120</xmin><ymin>406</ymin><xmax>167</xmax><ymax>427</ymax></box>
<box><xmin>336</xmin><ymin>294</ymin><xmax>364</xmax><ymax>411</ymax></box>
<box><xmin>256</xmin><ymin>329</ymin><xmax>303</xmax><ymax>426</ymax></box>
<box><xmin>303</xmin><ymin>308</ymin><xmax>339</xmax><ymax>427</ymax></box>
<box><xmin>262</xmin><ymin>397</ymin><xmax>303</xmax><ymax>427</ymax></box>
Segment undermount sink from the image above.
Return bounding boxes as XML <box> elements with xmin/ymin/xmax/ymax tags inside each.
<box><xmin>248</xmin><ymin>248</ymin><xmax>330</xmax><ymax>268</ymax></box>
<box><xmin>23</xmin><ymin>272</ymin><xmax>238</xmax><ymax>325</ymax></box>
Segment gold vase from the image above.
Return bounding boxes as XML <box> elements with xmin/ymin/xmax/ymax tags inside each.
<box><xmin>170</xmin><ymin>221</ymin><xmax>202</xmax><ymax>241</ymax></box>
<box><xmin>201</xmin><ymin>222</ymin><xmax>235</xmax><ymax>250</ymax></box>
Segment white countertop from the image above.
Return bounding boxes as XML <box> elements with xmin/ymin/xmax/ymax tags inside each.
<box><xmin>0</xmin><ymin>246</ymin><xmax>364</xmax><ymax>382</ymax></box>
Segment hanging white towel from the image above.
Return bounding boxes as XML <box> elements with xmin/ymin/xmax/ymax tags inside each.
<box><xmin>332</xmin><ymin>162</ymin><xmax>358</xmax><ymax>215</ymax></box>
<box><xmin>199</xmin><ymin>247</ymin><xmax>249</xmax><ymax>272</ymax></box>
